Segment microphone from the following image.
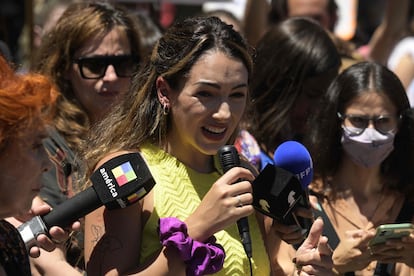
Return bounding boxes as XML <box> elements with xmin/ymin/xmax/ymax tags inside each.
<box><xmin>273</xmin><ymin>141</ymin><xmax>313</xmax><ymax>233</ymax></box>
<box><xmin>18</xmin><ymin>152</ymin><xmax>155</xmax><ymax>250</ymax></box>
<box><xmin>273</xmin><ymin>141</ymin><xmax>313</xmax><ymax>191</ymax></box>
<box><xmin>252</xmin><ymin>141</ymin><xmax>313</xmax><ymax>233</ymax></box>
<box><xmin>218</xmin><ymin>145</ymin><xmax>252</xmax><ymax>258</ymax></box>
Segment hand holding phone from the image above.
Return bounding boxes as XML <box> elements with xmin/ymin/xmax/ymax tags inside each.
<box><xmin>369</xmin><ymin>223</ymin><xmax>414</xmax><ymax>246</ymax></box>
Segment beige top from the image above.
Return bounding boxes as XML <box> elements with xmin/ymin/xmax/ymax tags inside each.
<box><xmin>272</xmin><ymin>183</ymin><xmax>414</xmax><ymax>276</ymax></box>
<box><xmin>314</xmin><ymin>182</ymin><xmax>414</xmax><ymax>276</ymax></box>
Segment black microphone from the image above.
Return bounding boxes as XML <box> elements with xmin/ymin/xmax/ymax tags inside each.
<box><xmin>218</xmin><ymin>145</ymin><xmax>252</xmax><ymax>258</ymax></box>
<box><xmin>18</xmin><ymin>152</ymin><xmax>155</xmax><ymax>250</ymax></box>
<box><xmin>252</xmin><ymin>164</ymin><xmax>304</xmax><ymax>225</ymax></box>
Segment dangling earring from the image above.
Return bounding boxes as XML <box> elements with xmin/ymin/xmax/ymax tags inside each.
<box><xmin>163</xmin><ymin>103</ymin><xmax>170</xmax><ymax>115</ymax></box>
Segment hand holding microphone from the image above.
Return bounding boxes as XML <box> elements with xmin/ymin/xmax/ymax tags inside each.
<box><xmin>18</xmin><ymin>152</ymin><xmax>155</xmax><ymax>251</ymax></box>
<box><xmin>7</xmin><ymin>197</ymin><xmax>81</xmax><ymax>258</ymax></box>
<box><xmin>218</xmin><ymin>145</ymin><xmax>253</xmax><ymax>258</ymax></box>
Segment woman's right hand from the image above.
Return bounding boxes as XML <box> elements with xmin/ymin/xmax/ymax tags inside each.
<box><xmin>294</xmin><ymin>217</ymin><xmax>334</xmax><ymax>276</ymax></box>
<box><xmin>332</xmin><ymin>229</ymin><xmax>376</xmax><ymax>273</ymax></box>
<box><xmin>185</xmin><ymin>167</ymin><xmax>255</xmax><ymax>241</ymax></box>
<box><xmin>8</xmin><ymin>196</ymin><xmax>81</xmax><ymax>258</ymax></box>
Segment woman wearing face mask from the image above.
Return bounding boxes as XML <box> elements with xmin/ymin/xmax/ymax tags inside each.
<box><xmin>305</xmin><ymin>61</ymin><xmax>414</xmax><ymax>275</ymax></box>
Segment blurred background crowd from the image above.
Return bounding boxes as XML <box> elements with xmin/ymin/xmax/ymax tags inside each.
<box><xmin>0</xmin><ymin>0</ymin><xmax>392</xmax><ymax>68</ymax></box>
<box><xmin>2</xmin><ymin>0</ymin><xmax>414</xmax><ymax>275</ymax></box>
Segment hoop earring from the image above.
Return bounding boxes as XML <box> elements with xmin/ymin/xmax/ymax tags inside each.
<box><xmin>163</xmin><ymin>103</ymin><xmax>170</xmax><ymax>115</ymax></box>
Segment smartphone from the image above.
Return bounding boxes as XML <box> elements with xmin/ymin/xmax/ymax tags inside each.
<box><xmin>369</xmin><ymin>223</ymin><xmax>414</xmax><ymax>246</ymax></box>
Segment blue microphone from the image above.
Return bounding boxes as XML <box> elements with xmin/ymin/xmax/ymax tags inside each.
<box><xmin>273</xmin><ymin>141</ymin><xmax>313</xmax><ymax>233</ymax></box>
<box><xmin>252</xmin><ymin>141</ymin><xmax>314</xmax><ymax>234</ymax></box>
<box><xmin>273</xmin><ymin>141</ymin><xmax>313</xmax><ymax>191</ymax></box>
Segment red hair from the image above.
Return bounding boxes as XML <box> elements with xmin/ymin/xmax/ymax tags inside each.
<box><xmin>0</xmin><ymin>56</ymin><xmax>58</xmax><ymax>145</ymax></box>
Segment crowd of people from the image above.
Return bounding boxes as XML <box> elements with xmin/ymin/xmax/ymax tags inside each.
<box><xmin>1</xmin><ymin>0</ymin><xmax>414</xmax><ymax>275</ymax></box>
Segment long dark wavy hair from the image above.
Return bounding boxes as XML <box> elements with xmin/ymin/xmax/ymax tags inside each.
<box><xmin>306</xmin><ymin>61</ymin><xmax>414</xmax><ymax>197</ymax></box>
<box><xmin>246</xmin><ymin>17</ymin><xmax>340</xmax><ymax>154</ymax></box>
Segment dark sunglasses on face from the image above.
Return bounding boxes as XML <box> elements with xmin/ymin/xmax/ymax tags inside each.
<box><xmin>337</xmin><ymin>112</ymin><xmax>401</xmax><ymax>136</ymax></box>
<box><xmin>73</xmin><ymin>55</ymin><xmax>139</xmax><ymax>79</ymax></box>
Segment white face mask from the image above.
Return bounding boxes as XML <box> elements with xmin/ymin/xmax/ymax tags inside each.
<box><xmin>341</xmin><ymin>127</ymin><xmax>395</xmax><ymax>168</ymax></box>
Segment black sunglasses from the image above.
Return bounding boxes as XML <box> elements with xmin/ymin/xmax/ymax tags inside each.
<box><xmin>73</xmin><ymin>55</ymin><xmax>139</xmax><ymax>79</ymax></box>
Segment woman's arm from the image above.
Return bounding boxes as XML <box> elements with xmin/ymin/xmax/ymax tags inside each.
<box><xmin>368</xmin><ymin>0</ymin><xmax>410</xmax><ymax>64</ymax></box>
<box><xmin>85</xmin><ymin>204</ymin><xmax>188</xmax><ymax>276</ymax></box>
<box><xmin>85</xmin><ymin>203</ymin><xmax>167</xmax><ymax>276</ymax></box>
<box><xmin>393</xmin><ymin>54</ymin><xmax>414</xmax><ymax>90</ymax></box>
<box><xmin>243</xmin><ymin>0</ymin><xmax>271</xmax><ymax>47</ymax></box>
<box><xmin>30</xmin><ymin>247</ymin><xmax>82</xmax><ymax>276</ymax></box>
<box><xmin>84</xmin><ymin>151</ymin><xmax>188</xmax><ymax>276</ymax></box>
<box><xmin>84</xmin><ymin>150</ymin><xmax>147</xmax><ymax>275</ymax></box>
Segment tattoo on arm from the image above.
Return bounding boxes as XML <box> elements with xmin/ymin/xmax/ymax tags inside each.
<box><xmin>91</xmin><ymin>224</ymin><xmax>104</xmax><ymax>244</ymax></box>
<box><xmin>89</xmin><ymin>224</ymin><xmax>124</xmax><ymax>274</ymax></box>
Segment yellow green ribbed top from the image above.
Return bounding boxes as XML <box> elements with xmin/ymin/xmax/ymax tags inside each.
<box><xmin>139</xmin><ymin>143</ymin><xmax>270</xmax><ymax>275</ymax></box>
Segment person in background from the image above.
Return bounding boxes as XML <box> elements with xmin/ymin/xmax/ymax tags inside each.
<box><xmin>350</xmin><ymin>0</ymin><xmax>414</xmax><ymax>106</ymax></box>
<box><xmin>34</xmin><ymin>0</ymin><xmax>143</xmax><ymax>204</ymax></box>
<box><xmin>33</xmin><ymin>0</ymin><xmax>73</xmax><ymax>47</ymax></box>
<box><xmin>82</xmin><ymin>16</ymin><xmax>334</xmax><ymax>275</ymax></box>
<box><xmin>234</xmin><ymin>16</ymin><xmax>341</xmax><ymax>274</ymax></box>
<box><xmin>247</xmin><ymin>0</ymin><xmax>363</xmax><ymax>75</ymax></box>
<box><xmin>306</xmin><ymin>61</ymin><xmax>414</xmax><ymax>274</ymax></box>
<box><xmin>244</xmin><ymin>0</ymin><xmax>338</xmax><ymax>47</ymax></box>
<box><xmin>0</xmin><ymin>40</ymin><xmax>13</xmax><ymax>64</ymax></box>
<box><xmin>359</xmin><ymin>0</ymin><xmax>410</xmax><ymax>66</ymax></box>
<box><xmin>0</xmin><ymin>0</ymin><xmax>25</xmax><ymax>64</ymax></box>
<box><xmin>238</xmin><ymin>17</ymin><xmax>341</xmax><ymax>170</ymax></box>
<box><xmin>385</xmin><ymin>0</ymin><xmax>414</xmax><ymax>107</ymax></box>
<box><xmin>202</xmin><ymin>9</ymin><xmax>244</xmax><ymax>35</ymax></box>
<box><xmin>0</xmin><ymin>55</ymin><xmax>79</xmax><ymax>275</ymax></box>
<box><xmin>271</xmin><ymin>0</ymin><xmax>338</xmax><ymax>31</ymax></box>
<box><xmin>30</xmin><ymin>1</ymin><xmax>144</xmax><ymax>271</ymax></box>
<box><xmin>133</xmin><ymin>11</ymin><xmax>163</xmax><ymax>60</ymax></box>
<box><xmin>16</xmin><ymin>0</ymin><xmax>80</xmax><ymax>71</ymax></box>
